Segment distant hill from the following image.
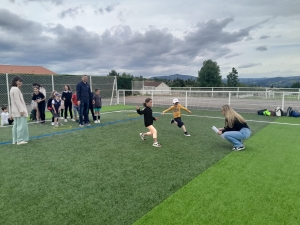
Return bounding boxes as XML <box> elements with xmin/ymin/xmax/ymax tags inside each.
<box><xmin>151</xmin><ymin>74</ymin><xmax>197</xmax><ymax>81</ymax></box>
<box><xmin>239</xmin><ymin>76</ymin><xmax>300</xmax><ymax>87</ymax></box>
<box><xmin>151</xmin><ymin>74</ymin><xmax>300</xmax><ymax>87</ymax></box>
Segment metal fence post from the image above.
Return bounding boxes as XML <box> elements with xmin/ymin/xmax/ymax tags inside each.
<box><xmin>6</xmin><ymin>73</ymin><xmax>11</xmax><ymax>113</ymax></box>
<box><xmin>123</xmin><ymin>90</ymin><xmax>125</xmax><ymax>105</ymax></box>
<box><xmin>228</xmin><ymin>91</ymin><xmax>231</xmax><ymax>105</ymax></box>
<box><xmin>90</xmin><ymin>76</ymin><xmax>93</xmax><ymax>92</ymax></box>
<box><xmin>51</xmin><ymin>74</ymin><xmax>55</xmax><ymax>91</ymax></box>
<box><xmin>151</xmin><ymin>90</ymin><xmax>154</xmax><ymax>107</ymax></box>
<box><xmin>185</xmin><ymin>91</ymin><xmax>188</xmax><ymax>108</ymax></box>
<box><xmin>212</xmin><ymin>87</ymin><xmax>214</xmax><ymax>98</ymax></box>
<box><xmin>282</xmin><ymin>92</ymin><xmax>285</xmax><ymax>110</ymax></box>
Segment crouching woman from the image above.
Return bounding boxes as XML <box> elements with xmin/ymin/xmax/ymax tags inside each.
<box><xmin>217</xmin><ymin>104</ymin><xmax>251</xmax><ymax>151</ymax></box>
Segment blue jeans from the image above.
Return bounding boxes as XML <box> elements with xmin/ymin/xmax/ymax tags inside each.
<box><xmin>79</xmin><ymin>99</ymin><xmax>89</xmax><ymax>125</ymax></box>
<box><xmin>222</xmin><ymin>128</ymin><xmax>251</xmax><ymax>148</ymax></box>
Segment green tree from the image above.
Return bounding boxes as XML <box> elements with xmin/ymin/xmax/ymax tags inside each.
<box><xmin>198</xmin><ymin>59</ymin><xmax>222</xmax><ymax>87</ymax></box>
<box><xmin>227</xmin><ymin>67</ymin><xmax>239</xmax><ymax>87</ymax></box>
<box><xmin>107</xmin><ymin>70</ymin><xmax>119</xmax><ymax>77</ymax></box>
<box><xmin>291</xmin><ymin>82</ymin><xmax>300</xmax><ymax>88</ymax></box>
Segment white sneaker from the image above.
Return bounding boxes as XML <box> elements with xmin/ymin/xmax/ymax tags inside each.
<box><xmin>139</xmin><ymin>133</ymin><xmax>146</xmax><ymax>141</ymax></box>
<box><xmin>98</xmin><ymin>120</ymin><xmax>100</xmax><ymax>123</ymax></box>
<box><xmin>17</xmin><ymin>141</ymin><xmax>28</xmax><ymax>145</ymax></box>
<box><xmin>64</xmin><ymin>119</ymin><xmax>67</xmax><ymax>122</ymax></box>
<box><xmin>71</xmin><ymin>119</ymin><xmax>75</xmax><ymax>121</ymax></box>
<box><xmin>153</xmin><ymin>142</ymin><xmax>162</xmax><ymax>147</ymax></box>
<box><xmin>51</xmin><ymin>122</ymin><xmax>54</xmax><ymax>125</ymax></box>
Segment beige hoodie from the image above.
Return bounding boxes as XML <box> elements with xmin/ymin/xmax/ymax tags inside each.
<box><xmin>10</xmin><ymin>86</ymin><xmax>28</xmax><ymax>118</ymax></box>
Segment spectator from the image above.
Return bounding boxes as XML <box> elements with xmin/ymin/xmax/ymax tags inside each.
<box><xmin>76</xmin><ymin>75</ymin><xmax>92</xmax><ymax>126</ymax></box>
<box><xmin>62</xmin><ymin>85</ymin><xmax>73</xmax><ymax>122</ymax></box>
<box><xmin>10</xmin><ymin>76</ymin><xmax>29</xmax><ymax>145</ymax></box>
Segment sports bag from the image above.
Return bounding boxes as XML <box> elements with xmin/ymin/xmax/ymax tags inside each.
<box><xmin>257</xmin><ymin>109</ymin><xmax>267</xmax><ymax>115</ymax></box>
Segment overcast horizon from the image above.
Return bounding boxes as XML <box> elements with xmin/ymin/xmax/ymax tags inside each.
<box><xmin>1</xmin><ymin>0</ymin><xmax>299</xmax><ymax>78</ymax></box>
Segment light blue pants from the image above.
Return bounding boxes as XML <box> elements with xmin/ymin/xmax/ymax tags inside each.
<box><xmin>12</xmin><ymin>117</ymin><xmax>29</xmax><ymax>143</ymax></box>
<box><xmin>222</xmin><ymin>128</ymin><xmax>251</xmax><ymax>148</ymax></box>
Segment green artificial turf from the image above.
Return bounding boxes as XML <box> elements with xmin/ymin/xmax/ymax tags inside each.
<box><xmin>133</xmin><ymin>117</ymin><xmax>300</xmax><ymax>225</ymax></box>
<box><xmin>0</xmin><ymin>107</ymin><xmax>281</xmax><ymax>224</ymax></box>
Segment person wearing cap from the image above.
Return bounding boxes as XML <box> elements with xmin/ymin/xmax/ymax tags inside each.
<box><xmin>161</xmin><ymin>98</ymin><xmax>192</xmax><ymax>136</ymax></box>
<box><xmin>52</xmin><ymin>92</ymin><xmax>63</xmax><ymax>126</ymax></box>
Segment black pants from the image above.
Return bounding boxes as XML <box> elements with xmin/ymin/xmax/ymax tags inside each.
<box><xmin>38</xmin><ymin>101</ymin><xmax>46</xmax><ymax>121</ymax></box>
<box><xmin>61</xmin><ymin>109</ymin><xmax>64</xmax><ymax>117</ymax></box>
<box><xmin>89</xmin><ymin>103</ymin><xmax>95</xmax><ymax>121</ymax></box>
<box><xmin>64</xmin><ymin>100</ymin><xmax>73</xmax><ymax>119</ymax></box>
<box><xmin>8</xmin><ymin>118</ymin><xmax>14</xmax><ymax>125</ymax></box>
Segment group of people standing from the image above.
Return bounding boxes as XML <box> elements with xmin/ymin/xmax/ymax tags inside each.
<box><xmin>7</xmin><ymin>75</ymin><xmax>102</xmax><ymax>145</ymax></box>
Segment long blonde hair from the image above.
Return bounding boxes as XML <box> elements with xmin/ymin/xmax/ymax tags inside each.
<box><xmin>222</xmin><ymin>104</ymin><xmax>246</xmax><ymax>128</ymax></box>
<box><xmin>51</xmin><ymin>90</ymin><xmax>57</xmax><ymax>99</ymax></box>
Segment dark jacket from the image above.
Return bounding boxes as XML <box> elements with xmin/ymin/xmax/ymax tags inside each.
<box><xmin>62</xmin><ymin>91</ymin><xmax>72</xmax><ymax>102</ymax></box>
<box><xmin>76</xmin><ymin>81</ymin><xmax>91</xmax><ymax>101</ymax></box>
<box><xmin>137</xmin><ymin>106</ymin><xmax>156</xmax><ymax>127</ymax></box>
<box><xmin>222</xmin><ymin>118</ymin><xmax>250</xmax><ymax>133</ymax></box>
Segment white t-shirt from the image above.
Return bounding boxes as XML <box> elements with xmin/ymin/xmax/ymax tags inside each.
<box><xmin>1</xmin><ymin>112</ymin><xmax>9</xmax><ymax>126</ymax></box>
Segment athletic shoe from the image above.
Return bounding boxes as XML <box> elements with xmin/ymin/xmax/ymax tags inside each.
<box><xmin>64</xmin><ymin>119</ymin><xmax>67</xmax><ymax>122</ymax></box>
<box><xmin>54</xmin><ymin>123</ymin><xmax>59</xmax><ymax>127</ymax></box>
<box><xmin>51</xmin><ymin>122</ymin><xmax>54</xmax><ymax>126</ymax></box>
<box><xmin>139</xmin><ymin>133</ymin><xmax>146</xmax><ymax>141</ymax></box>
<box><xmin>58</xmin><ymin>123</ymin><xmax>63</xmax><ymax>126</ymax></box>
<box><xmin>98</xmin><ymin>120</ymin><xmax>100</xmax><ymax>123</ymax></box>
<box><xmin>79</xmin><ymin>124</ymin><xmax>84</xmax><ymax>127</ymax></box>
<box><xmin>184</xmin><ymin>132</ymin><xmax>191</xmax><ymax>136</ymax></box>
<box><xmin>232</xmin><ymin>146</ymin><xmax>245</xmax><ymax>151</ymax></box>
<box><xmin>153</xmin><ymin>142</ymin><xmax>162</xmax><ymax>147</ymax></box>
<box><xmin>85</xmin><ymin>123</ymin><xmax>91</xmax><ymax>126</ymax></box>
<box><xmin>170</xmin><ymin>119</ymin><xmax>174</xmax><ymax>124</ymax></box>
<box><xmin>17</xmin><ymin>141</ymin><xmax>28</xmax><ymax>145</ymax></box>
<box><xmin>71</xmin><ymin>119</ymin><xmax>75</xmax><ymax>121</ymax></box>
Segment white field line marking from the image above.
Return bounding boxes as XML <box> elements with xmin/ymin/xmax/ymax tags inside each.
<box><xmin>154</xmin><ymin>112</ymin><xmax>300</xmax><ymax>126</ymax></box>
<box><xmin>0</xmin><ymin>110</ymin><xmax>138</xmax><ymax>128</ymax></box>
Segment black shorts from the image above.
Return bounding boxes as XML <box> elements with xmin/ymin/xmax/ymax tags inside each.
<box><xmin>174</xmin><ymin>117</ymin><xmax>184</xmax><ymax>128</ymax></box>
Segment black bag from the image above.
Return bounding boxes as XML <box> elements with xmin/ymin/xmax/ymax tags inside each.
<box><xmin>257</xmin><ymin>109</ymin><xmax>267</xmax><ymax>115</ymax></box>
<box><xmin>30</xmin><ymin>109</ymin><xmax>37</xmax><ymax>121</ymax></box>
<box><xmin>286</xmin><ymin>107</ymin><xmax>293</xmax><ymax>117</ymax></box>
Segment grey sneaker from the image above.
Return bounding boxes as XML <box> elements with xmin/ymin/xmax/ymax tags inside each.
<box><xmin>139</xmin><ymin>133</ymin><xmax>146</xmax><ymax>141</ymax></box>
<box><xmin>85</xmin><ymin>123</ymin><xmax>91</xmax><ymax>126</ymax></box>
<box><xmin>79</xmin><ymin>124</ymin><xmax>84</xmax><ymax>127</ymax></box>
<box><xmin>232</xmin><ymin>146</ymin><xmax>245</xmax><ymax>151</ymax></box>
<box><xmin>153</xmin><ymin>142</ymin><xmax>162</xmax><ymax>147</ymax></box>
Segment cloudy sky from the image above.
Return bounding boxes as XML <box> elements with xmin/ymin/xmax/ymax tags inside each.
<box><xmin>1</xmin><ymin>0</ymin><xmax>300</xmax><ymax>78</ymax></box>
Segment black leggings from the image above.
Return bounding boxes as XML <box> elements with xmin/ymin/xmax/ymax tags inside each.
<box><xmin>89</xmin><ymin>104</ymin><xmax>95</xmax><ymax>121</ymax></box>
<box><xmin>38</xmin><ymin>102</ymin><xmax>46</xmax><ymax>121</ymax></box>
<box><xmin>64</xmin><ymin>100</ymin><xmax>73</xmax><ymax>119</ymax></box>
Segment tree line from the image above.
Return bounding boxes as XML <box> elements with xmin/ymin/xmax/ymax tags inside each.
<box><xmin>107</xmin><ymin>59</ymin><xmax>300</xmax><ymax>89</ymax></box>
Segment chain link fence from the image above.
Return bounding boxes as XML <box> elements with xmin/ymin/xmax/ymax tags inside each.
<box><xmin>0</xmin><ymin>74</ymin><xmax>117</xmax><ymax>111</ymax></box>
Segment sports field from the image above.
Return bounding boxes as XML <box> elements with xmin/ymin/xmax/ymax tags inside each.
<box><xmin>0</xmin><ymin>105</ymin><xmax>299</xmax><ymax>225</ymax></box>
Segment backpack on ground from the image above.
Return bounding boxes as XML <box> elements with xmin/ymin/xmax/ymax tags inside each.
<box><xmin>291</xmin><ymin>110</ymin><xmax>300</xmax><ymax>117</ymax></box>
<box><xmin>275</xmin><ymin>107</ymin><xmax>282</xmax><ymax>117</ymax></box>
<box><xmin>257</xmin><ymin>109</ymin><xmax>267</xmax><ymax>115</ymax></box>
<box><xmin>30</xmin><ymin>109</ymin><xmax>37</xmax><ymax>121</ymax></box>
<box><xmin>286</xmin><ymin>107</ymin><xmax>293</xmax><ymax>116</ymax></box>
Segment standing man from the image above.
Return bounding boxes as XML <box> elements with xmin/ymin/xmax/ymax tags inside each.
<box><xmin>76</xmin><ymin>75</ymin><xmax>92</xmax><ymax>126</ymax></box>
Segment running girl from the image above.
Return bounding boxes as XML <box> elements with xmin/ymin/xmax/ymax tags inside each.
<box><xmin>136</xmin><ymin>98</ymin><xmax>161</xmax><ymax>147</ymax></box>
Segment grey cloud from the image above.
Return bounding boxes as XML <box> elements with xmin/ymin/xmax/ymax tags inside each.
<box><xmin>95</xmin><ymin>8</ymin><xmax>104</xmax><ymax>14</ymax></box>
<box><xmin>9</xmin><ymin>0</ymin><xmax>15</xmax><ymax>3</ymax></box>
<box><xmin>260</xmin><ymin>35</ymin><xmax>270</xmax><ymax>39</ymax></box>
<box><xmin>0</xmin><ymin>10</ymin><xmax>272</xmax><ymax>75</ymax></box>
<box><xmin>245</xmin><ymin>37</ymin><xmax>253</xmax><ymax>41</ymax></box>
<box><xmin>224</xmin><ymin>53</ymin><xmax>243</xmax><ymax>59</ymax></box>
<box><xmin>0</xmin><ymin>9</ymin><xmax>44</xmax><ymax>35</ymax></box>
<box><xmin>256</xmin><ymin>46</ymin><xmax>268</xmax><ymax>51</ymax></box>
<box><xmin>276</xmin><ymin>35</ymin><xmax>282</xmax><ymax>38</ymax></box>
<box><xmin>58</xmin><ymin>7</ymin><xmax>83</xmax><ymax>18</ymax></box>
<box><xmin>239</xmin><ymin>63</ymin><xmax>262</xmax><ymax>69</ymax></box>
<box><xmin>26</xmin><ymin>0</ymin><xmax>63</xmax><ymax>5</ymax></box>
<box><xmin>105</xmin><ymin>3</ymin><xmax>119</xmax><ymax>13</ymax></box>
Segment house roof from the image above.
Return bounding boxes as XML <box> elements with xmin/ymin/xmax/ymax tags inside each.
<box><xmin>144</xmin><ymin>81</ymin><xmax>163</xmax><ymax>87</ymax></box>
<box><xmin>0</xmin><ymin>65</ymin><xmax>57</xmax><ymax>75</ymax></box>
